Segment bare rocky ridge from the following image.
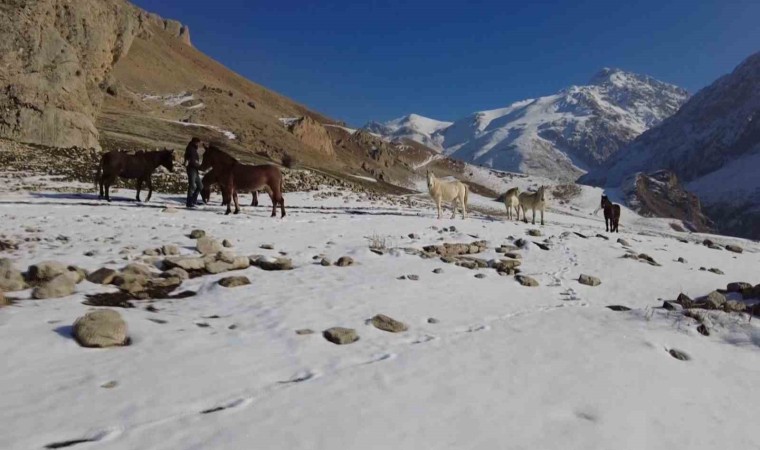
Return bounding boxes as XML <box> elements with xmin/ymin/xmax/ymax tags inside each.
<box><xmin>622</xmin><ymin>170</ymin><xmax>711</xmax><ymax>233</ymax></box>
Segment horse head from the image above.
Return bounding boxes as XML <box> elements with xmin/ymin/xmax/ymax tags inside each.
<box><xmin>539</xmin><ymin>185</ymin><xmax>547</xmax><ymax>202</ymax></box>
<box><xmin>601</xmin><ymin>194</ymin><xmax>610</xmax><ymax>208</ymax></box>
<box><xmin>160</xmin><ymin>148</ymin><xmax>175</xmax><ymax>173</ymax></box>
<box><xmin>426</xmin><ymin>171</ymin><xmax>435</xmax><ymax>189</ymax></box>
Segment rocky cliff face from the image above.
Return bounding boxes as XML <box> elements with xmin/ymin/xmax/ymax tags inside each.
<box><xmin>0</xmin><ymin>0</ymin><xmax>191</xmax><ymax>150</ymax></box>
<box><xmin>622</xmin><ymin>170</ymin><xmax>711</xmax><ymax>232</ymax></box>
<box><xmin>286</xmin><ymin>116</ymin><xmax>335</xmax><ymax>157</ymax></box>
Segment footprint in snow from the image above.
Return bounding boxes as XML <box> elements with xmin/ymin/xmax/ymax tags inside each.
<box><xmin>363</xmin><ymin>353</ymin><xmax>396</xmax><ymax>365</ymax></box>
<box><xmin>200</xmin><ymin>397</ymin><xmax>251</xmax><ymax>415</ymax></box>
<box><xmin>411</xmin><ymin>334</ymin><xmax>438</xmax><ymax>345</ymax></box>
<box><xmin>278</xmin><ymin>370</ymin><xmax>319</xmax><ymax>384</ymax></box>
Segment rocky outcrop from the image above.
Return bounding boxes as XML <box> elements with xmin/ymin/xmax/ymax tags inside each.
<box><xmin>286</xmin><ymin>116</ymin><xmax>335</xmax><ymax>157</ymax></box>
<box><xmin>0</xmin><ymin>0</ymin><xmax>192</xmax><ymax>149</ymax></box>
<box><xmin>622</xmin><ymin>170</ymin><xmax>711</xmax><ymax>232</ymax></box>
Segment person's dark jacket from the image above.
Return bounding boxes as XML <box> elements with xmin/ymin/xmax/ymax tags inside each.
<box><xmin>184</xmin><ymin>140</ymin><xmax>201</xmax><ymax>170</ymax></box>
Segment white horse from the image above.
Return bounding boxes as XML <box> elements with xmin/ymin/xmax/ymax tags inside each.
<box><xmin>503</xmin><ymin>187</ymin><xmax>520</xmax><ymax>221</ymax></box>
<box><xmin>518</xmin><ymin>185</ymin><xmax>547</xmax><ymax>225</ymax></box>
<box><xmin>426</xmin><ymin>171</ymin><xmax>468</xmax><ymax>219</ymax></box>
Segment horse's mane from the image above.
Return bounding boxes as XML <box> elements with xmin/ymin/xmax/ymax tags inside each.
<box><xmin>205</xmin><ymin>145</ymin><xmax>237</xmax><ymax>163</ymax></box>
<box><xmin>505</xmin><ymin>187</ymin><xmax>519</xmax><ymax>195</ymax></box>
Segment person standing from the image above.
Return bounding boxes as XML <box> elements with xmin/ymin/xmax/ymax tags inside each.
<box><xmin>184</xmin><ymin>137</ymin><xmax>203</xmax><ymax>208</ymax></box>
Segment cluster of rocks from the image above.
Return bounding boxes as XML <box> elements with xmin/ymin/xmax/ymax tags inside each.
<box><xmin>622</xmin><ymin>251</ymin><xmax>661</xmax><ymax>266</ymax></box>
<box><xmin>702</xmin><ymin>239</ymin><xmax>743</xmax><ymax>254</ymax></box>
<box><xmin>322</xmin><ymin>313</ymin><xmax>409</xmax><ymax>345</ymax></box>
<box><xmin>664</xmin><ymin>282</ymin><xmax>760</xmax><ymax>335</ymax></box>
<box><xmin>0</xmin><ymin>259</ymin><xmax>87</xmax><ymax>300</ymax></box>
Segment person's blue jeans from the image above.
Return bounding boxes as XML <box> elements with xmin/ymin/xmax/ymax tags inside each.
<box><xmin>186</xmin><ymin>168</ymin><xmax>203</xmax><ymax>206</ymax></box>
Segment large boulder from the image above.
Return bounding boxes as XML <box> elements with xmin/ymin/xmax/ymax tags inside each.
<box><xmin>0</xmin><ymin>259</ymin><xmax>25</xmax><ymax>292</ymax></box>
<box><xmin>31</xmin><ymin>274</ymin><xmax>76</xmax><ymax>299</ymax></box>
<box><xmin>205</xmin><ymin>252</ymin><xmax>250</xmax><ymax>274</ymax></box>
<box><xmin>73</xmin><ymin>310</ymin><xmax>128</xmax><ymax>348</ymax></box>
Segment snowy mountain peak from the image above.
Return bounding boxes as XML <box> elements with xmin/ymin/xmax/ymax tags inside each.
<box><xmin>368</xmin><ymin>69</ymin><xmax>689</xmax><ymax>180</ymax></box>
<box><xmin>364</xmin><ymin>114</ymin><xmax>452</xmax><ymax>151</ymax></box>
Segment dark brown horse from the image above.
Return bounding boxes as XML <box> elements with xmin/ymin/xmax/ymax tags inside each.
<box><xmin>97</xmin><ymin>149</ymin><xmax>174</xmax><ymax>202</ymax></box>
<box><xmin>199</xmin><ymin>145</ymin><xmax>285</xmax><ymax>217</ymax></box>
<box><xmin>601</xmin><ymin>194</ymin><xmax>621</xmax><ymax>232</ymax></box>
<box><xmin>200</xmin><ymin>167</ymin><xmax>259</xmax><ymax>206</ymax></box>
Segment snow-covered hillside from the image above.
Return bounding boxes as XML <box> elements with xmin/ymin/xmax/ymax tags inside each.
<box><xmin>368</xmin><ymin>69</ymin><xmax>689</xmax><ymax>181</ymax></box>
<box><xmin>1</xmin><ymin>173</ymin><xmax>759</xmax><ymax>450</ymax></box>
<box><xmin>582</xmin><ymin>52</ymin><xmax>760</xmax><ymax>239</ymax></box>
<box><xmin>365</xmin><ymin>114</ymin><xmax>452</xmax><ymax>152</ymax></box>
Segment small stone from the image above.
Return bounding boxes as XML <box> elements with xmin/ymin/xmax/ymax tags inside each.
<box><xmin>122</xmin><ymin>263</ymin><xmax>154</xmax><ymax>278</ymax></box>
<box><xmin>449</xmin><ymin>226</ymin><xmax>457</xmax><ymax>232</ymax></box>
<box><xmin>26</xmin><ymin>261</ymin><xmax>68</xmax><ymax>283</ymax></box>
<box><xmin>260</xmin><ymin>244</ymin><xmax>275</xmax><ymax>250</ymax></box>
<box><xmin>162</xmin><ymin>244</ymin><xmax>180</xmax><ymax>256</ymax></box>
<box><xmin>427</xmin><ymin>317</ymin><xmax>439</xmax><ymax>324</ymax></box>
<box><xmin>696</xmin><ymin>324</ymin><xmax>710</xmax><ymax>336</ymax></box>
<box><xmin>86</xmin><ymin>267</ymin><xmax>118</xmax><ymax>285</ymax></box>
<box><xmin>197</xmin><ymin>237</ymin><xmax>223</xmax><ymax>255</ymax></box>
<box><xmin>578</xmin><ymin>274</ymin><xmax>601</xmax><ymax>286</ymax></box>
<box><xmin>662</xmin><ymin>300</ymin><xmax>683</xmax><ymax>311</ymax></box>
<box><xmin>432</xmin><ymin>268</ymin><xmax>443</xmax><ymax>274</ymax></box>
<box><xmin>143</xmin><ymin>248</ymin><xmax>161</xmax><ymax>256</ymax></box>
<box><xmin>335</xmin><ymin>256</ymin><xmax>354</xmax><ymax>267</ymax></box>
<box><xmin>407</xmin><ymin>274</ymin><xmax>419</xmax><ymax>281</ymax></box>
<box><xmin>101</xmin><ymin>381</ymin><xmax>119</xmax><ymax>389</ymax></box>
<box><xmin>725</xmin><ymin>244</ymin><xmax>743</xmax><ymax>254</ymax></box>
<box><xmin>515</xmin><ymin>275</ymin><xmax>539</xmax><ymax>286</ymax></box>
<box><xmin>73</xmin><ymin>309</ymin><xmax>128</xmax><ymax>348</ymax></box>
<box><xmin>161</xmin><ymin>267</ymin><xmax>189</xmax><ymax>281</ymax></box>
<box><xmin>727</xmin><ymin>282</ymin><xmax>752</xmax><ymax>293</ymax></box>
<box><xmin>701</xmin><ymin>291</ymin><xmax>727</xmax><ymax>309</ymax></box>
<box><xmin>218</xmin><ymin>276</ymin><xmax>251</xmax><ymax>288</ymax></box>
<box><xmin>676</xmin><ymin>293</ymin><xmax>693</xmax><ymax>308</ymax></box>
<box><xmin>474</xmin><ymin>273</ymin><xmax>486</xmax><ymax>279</ymax></box>
<box><xmin>189</xmin><ymin>229</ymin><xmax>206</xmax><ymax>239</ymax></box>
<box><xmin>668</xmin><ymin>349</ymin><xmax>690</xmax><ymax>361</ymax></box>
<box><xmin>515</xmin><ymin>238</ymin><xmax>528</xmax><ymax>248</ymax></box>
<box><xmin>323</xmin><ymin>327</ymin><xmax>359</xmax><ymax>345</ymax></box>
<box><xmin>724</xmin><ymin>300</ymin><xmax>747</xmax><ymax>313</ymax></box>
<box><xmin>708</xmin><ymin>267</ymin><xmax>724</xmax><ymax>275</ymax></box>
<box><xmin>257</xmin><ymin>257</ymin><xmax>293</xmax><ymax>271</ymax></box>
<box><xmin>222</xmin><ymin>239</ymin><xmax>233</xmax><ymax>248</ymax></box>
<box><xmin>31</xmin><ymin>274</ymin><xmax>76</xmax><ymax>299</ymax></box>
<box><xmin>596</xmin><ymin>234</ymin><xmax>609</xmax><ymax>240</ymax></box>
<box><xmin>408</xmin><ymin>233</ymin><xmax>420</xmax><ymax>239</ymax></box>
<box><xmin>676</xmin><ymin>257</ymin><xmax>687</xmax><ymax>263</ymax></box>
<box><xmin>320</xmin><ymin>258</ymin><xmax>332</xmax><ymax>266</ymax></box>
<box><xmin>527</xmin><ymin>229</ymin><xmax>542</xmax><ymax>237</ymax></box>
<box><xmin>617</xmin><ymin>238</ymin><xmax>631</xmax><ymax>246</ymax></box>
<box><xmin>296</xmin><ymin>329</ymin><xmax>314</xmax><ymax>335</ymax></box>
<box><xmin>606</xmin><ymin>305</ymin><xmax>631</xmax><ymax>311</ymax></box>
<box><xmin>370</xmin><ymin>314</ymin><xmax>408</xmax><ymax>333</ymax></box>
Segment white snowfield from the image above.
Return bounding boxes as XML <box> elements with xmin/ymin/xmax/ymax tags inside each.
<box><xmin>0</xmin><ymin>182</ymin><xmax>759</xmax><ymax>450</ymax></box>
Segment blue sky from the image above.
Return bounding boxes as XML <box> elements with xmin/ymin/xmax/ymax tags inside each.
<box><xmin>133</xmin><ymin>0</ymin><xmax>759</xmax><ymax>126</ymax></box>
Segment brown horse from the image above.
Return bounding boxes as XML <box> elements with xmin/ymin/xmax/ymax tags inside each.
<box><xmin>200</xmin><ymin>167</ymin><xmax>259</xmax><ymax>207</ymax></box>
<box><xmin>601</xmin><ymin>194</ymin><xmax>621</xmax><ymax>232</ymax></box>
<box><xmin>199</xmin><ymin>145</ymin><xmax>286</xmax><ymax>217</ymax></box>
<box><xmin>97</xmin><ymin>149</ymin><xmax>174</xmax><ymax>202</ymax></box>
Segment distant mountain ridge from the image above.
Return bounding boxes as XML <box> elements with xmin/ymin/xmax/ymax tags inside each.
<box><xmin>366</xmin><ymin>69</ymin><xmax>689</xmax><ymax>180</ymax></box>
<box><xmin>583</xmin><ymin>51</ymin><xmax>760</xmax><ymax>239</ymax></box>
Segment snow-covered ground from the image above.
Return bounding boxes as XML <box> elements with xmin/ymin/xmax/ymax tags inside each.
<box><xmin>1</xmin><ymin>180</ymin><xmax>759</xmax><ymax>450</ymax></box>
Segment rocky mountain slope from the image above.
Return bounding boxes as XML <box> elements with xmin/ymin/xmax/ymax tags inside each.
<box><xmin>365</xmin><ymin>114</ymin><xmax>452</xmax><ymax>152</ymax></box>
<box><xmin>582</xmin><ymin>51</ymin><xmax>760</xmax><ymax>239</ymax></box>
<box><xmin>368</xmin><ymin>70</ymin><xmax>689</xmax><ymax>181</ymax></box>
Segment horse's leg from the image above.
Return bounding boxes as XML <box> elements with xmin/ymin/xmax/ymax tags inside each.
<box><xmin>605</xmin><ymin>215</ymin><xmax>609</xmax><ymax>232</ymax></box>
<box><xmin>233</xmin><ymin>191</ymin><xmax>240</xmax><ymax>214</ymax></box>
<box><xmin>279</xmin><ymin>195</ymin><xmax>285</xmax><ymax>218</ymax></box>
<box><xmin>532</xmin><ymin>208</ymin><xmax>536</xmax><ymax>225</ymax></box>
<box><xmin>135</xmin><ymin>179</ymin><xmax>142</xmax><ymax>202</ymax></box>
<box><xmin>98</xmin><ymin>174</ymin><xmax>103</xmax><ymax>200</ymax></box>
<box><xmin>145</xmin><ymin>177</ymin><xmax>153</xmax><ymax>202</ymax></box>
<box><xmin>461</xmin><ymin>195</ymin><xmax>467</xmax><ymax>219</ymax></box>
<box><xmin>252</xmin><ymin>191</ymin><xmax>259</xmax><ymax>207</ymax></box>
<box><xmin>540</xmin><ymin>207</ymin><xmax>544</xmax><ymax>226</ymax></box>
<box><xmin>437</xmin><ymin>198</ymin><xmax>442</xmax><ymax>219</ymax></box>
<box><xmin>450</xmin><ymin>198</ymin><xmax>457</xmax><ymax>219</ymax></box>
<box><xmin>105</xmin><ymin>175</ymin><xmax>116</xmax><ymax>202</ymax></box>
